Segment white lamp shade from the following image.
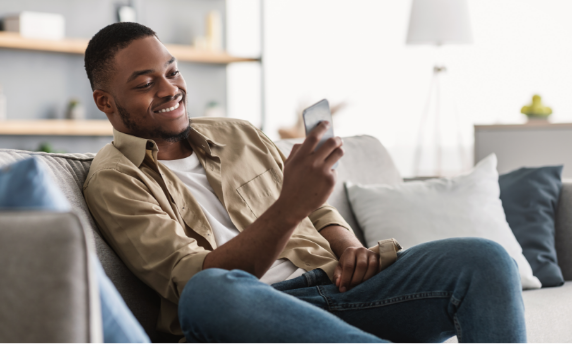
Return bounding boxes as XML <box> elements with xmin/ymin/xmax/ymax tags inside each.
<box><xmin>406</xmin><ymin>0</ymin><xmax>473</xmax><ymax>45</ymax></box>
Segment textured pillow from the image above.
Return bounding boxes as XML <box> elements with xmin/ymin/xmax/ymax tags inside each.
<box><xmin>0</xmin><ymin>157</ymin><xmax>70</xmax><ymax>211</ymax></box>
<box><xmin>499</xmin><ymin>166</ymin><xmax>564</xmax><ymax>287</ymax></box>
<box><xmin>345</xmin><ymin>154</ymin><xmax>542</xmax><ymax>290</ymax></box>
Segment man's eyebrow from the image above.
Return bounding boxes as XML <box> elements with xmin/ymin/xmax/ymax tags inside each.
<box><xmin>126</xmin><ymin>57</ymin><xmax>176</xmax><ymax>83</ymax></box>
<box><xmin>127</xmin><ymin>69</ymin><xmax>154</xmax><ymax>83</ymax></box>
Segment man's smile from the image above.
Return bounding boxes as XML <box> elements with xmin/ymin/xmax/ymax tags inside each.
<box><xmin>153</xmin><ymin>94</ymin><xmax>184</xmax><ymax>114</ymax></box>
<box><xmin>155</xmin><ymin>100</ymin><xmax>180</xmax><ymax>113</ymax></box>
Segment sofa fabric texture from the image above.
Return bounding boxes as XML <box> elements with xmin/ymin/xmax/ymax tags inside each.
<box><xmin>499</xmin><ymin>165</ymin><xmax>565</xmax><ymax>287</ymax></box>
<box><xmin>0</xmin><ymin>212</ymin><xmax>100</xmax><ymax>343</ymax></box>
<box><xmin>1</xmin><ymin>135</ymin><xmax>572</xmax><ymax>342</ymax></box>
<box><xmin>556</xmin><ymin>182</ymin><xmax>572</xmax><ymax>281</ymax></box>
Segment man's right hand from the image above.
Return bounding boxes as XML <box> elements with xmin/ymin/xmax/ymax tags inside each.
<box><xmin>277</xmin><ymin>121</ymin><xmax>344</xmax><ymax>223</ymax></box>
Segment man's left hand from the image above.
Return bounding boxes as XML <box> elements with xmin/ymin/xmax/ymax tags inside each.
<box><xmin>333</xmin><ymin>246</ymin><xmax>380</xmax><ymax>293</ymax></box>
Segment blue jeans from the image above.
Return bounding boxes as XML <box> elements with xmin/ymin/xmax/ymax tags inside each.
<box><xmin>93</xmin><ymin>256</ymin><xmax>150</xmax><ymax>343</ymax></box>
<box><xmin>178</xmin><ymin>238</ymin><xmax>526</xmax><ymax>342</ymax></box>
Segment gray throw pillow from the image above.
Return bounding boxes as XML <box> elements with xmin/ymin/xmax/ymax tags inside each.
<box><xmin>499</xmin><ymin>166</ymin><xmax>564</xmax><ymax>287</ymax></box>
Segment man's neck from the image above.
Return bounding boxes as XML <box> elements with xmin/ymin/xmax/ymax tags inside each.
<box><xmin>156</xmin><ymin>139</ymin><xmax>193</xmax><ymax>160</ymax></box>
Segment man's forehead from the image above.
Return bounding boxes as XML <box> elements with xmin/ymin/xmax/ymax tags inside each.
<box><xmin>114</xmin><ymin>36</ymin><xmax>173</xmax><ymax>73</ymax></box>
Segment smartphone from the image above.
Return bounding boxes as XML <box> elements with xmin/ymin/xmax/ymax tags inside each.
<box><xmin>302</xmin><ymin>99</ymin><xmax>339</xmax><ymax>169</ymax></box>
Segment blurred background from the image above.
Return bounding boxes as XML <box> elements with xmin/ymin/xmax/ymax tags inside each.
<box><xmin>2</xmin><ymin>0</ymin><xmax>572</xmax><ymax>177</ymax></box>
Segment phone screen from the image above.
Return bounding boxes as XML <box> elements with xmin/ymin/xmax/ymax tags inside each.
<box><xmin>302</xmin><ymin>99</ymin><xmax>338</xmax><ymax>169</ymax></box>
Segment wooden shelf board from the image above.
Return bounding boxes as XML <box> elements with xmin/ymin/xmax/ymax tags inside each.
<box><xmin>0</xmin><ymin>32</ymin><xmax>259</xmax><ymax>64</ymax></box>
<box><xmin>0</xmin><ymin>120</ymin><xmax>113</xmax><ymax>136</ymax></box>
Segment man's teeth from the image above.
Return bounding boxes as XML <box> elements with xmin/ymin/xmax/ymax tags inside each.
<box><xmin>158</xmin><ymin>102</ymin><xmax>180</xmax><ymax>113</ymax></box>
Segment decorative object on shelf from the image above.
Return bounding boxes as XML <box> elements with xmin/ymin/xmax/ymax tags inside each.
<box><xmin>193</xmin><ymin>11</ymin><xmax>223</xmax><ymax>51</ymax></box>
<box><xmin>65</xmin><ymin>98</ymin><xmax>85</xmax><ymax>120</ymax></box>
<box><xmin>116</xmin><ymin>0</ymin><xmax>140</xmax><ymax>23</ymax></box>
<box><xmin>278</xmin><ymin>100</ymin><xmax>347</xmax><ymax>139</ymax></box>
<box><xmin>0</xmin><ymin>84</ymin><xmax>6</xmax><ymax>121</ymax></box>
<box><xmin>117</xmin><ymin>5</ymin><xmax>137</xmax><ymax>23</ymax></box>
<box><xmin>3</xmin><ymin>12</ymin><xmax>65</xmax><ymax>40</ymax></box>
<box><xmin>37</xmin><ymin>142</ymin><xmax>65</xmax><ymax>154</ymax></box>
<box><xmin>203</xmin><ymin>101</ymin><xmax>226</xmax><ymax>117</ymax></box>
<box><xmin>407</xmin><ymin>0</ymin><xmax>473</xmax><ymax>177</ymax></box>
<box><xmin>206</xmin><ymin>11</ymin><xmax>222</xmax><ymax>51</ymax></box>
<box><xmin>521</xmin><ymin>94</ymin><xmax>552</xmax><ymax>122</ymax></box>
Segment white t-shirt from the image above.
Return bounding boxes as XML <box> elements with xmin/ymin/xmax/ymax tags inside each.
<box><xmin>159</xmin><ymin>153</ymin><xmax>306</xmax><ymax>285</ymax></box>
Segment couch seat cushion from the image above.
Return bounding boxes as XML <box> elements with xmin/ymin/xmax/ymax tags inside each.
<box><xmin>445</xmin><ymin>282</ymin><xmax>572</xmax><ymax>343</ymax></box>
<box><xmin>522</xmin><ymin>282</ymin><xmax>572</xmax><ymax>342</ymax></box>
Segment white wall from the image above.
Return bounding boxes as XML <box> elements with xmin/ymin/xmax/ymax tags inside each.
<box><xmin>228</xmin><ymin>0</ymin><xmax>572</xmax><ymax>177</ymax></box>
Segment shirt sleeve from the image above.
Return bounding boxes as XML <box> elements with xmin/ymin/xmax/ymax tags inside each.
<box><xmin>254</xmin><ymin>127</ymin><xmax>354</xmax><ymax>233</ymax></box>
<box><xmin>84</xmin><ymin>168</ymin><xmax>210</xmax><ymax>304</ymax></box>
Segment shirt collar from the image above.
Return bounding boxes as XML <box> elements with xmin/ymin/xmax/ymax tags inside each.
<box><xmin>187</xmin><ymin>123</ymin><xmax>226</xmax><ymax>154</ymax></box>
<box><xmin>113</xmin><ymin>128</ymin><xmax>157</xmax><ymax>167</ymax></box>
<box><xmin>112</xmin><ymin>120</ymin><xmax>226</xmax><ymax>167</ymax></box>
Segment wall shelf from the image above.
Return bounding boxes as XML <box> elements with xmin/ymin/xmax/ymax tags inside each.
<box><xmin>0</xmin><ymin>32</ymin><xmax>259</xmax><ymax>64</ymax></box>
<box><xmin>0</xmin><ymin>120</ymin><xmax>113</xmax><ymax>136</ymax></box>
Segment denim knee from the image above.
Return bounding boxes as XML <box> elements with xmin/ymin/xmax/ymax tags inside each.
<box><xmin>449</xmin><ymin>238</ymin><xmax>519</xmax><ymax>283</ymax></box>
<box><xmin>180</xmin><ymin>268</ymin><xmax>255</xmax><ymax>307</ymax></box>
<box><xmin>178</xmin><ymin>268</ymin><xmax>258</xmax><ymax>338</ymax></box>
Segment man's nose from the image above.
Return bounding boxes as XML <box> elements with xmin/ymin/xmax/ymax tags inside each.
<box><xmin>156</xmin><ymin>77</ymin><xmax>179</xmax><ymax>99</ymax></box>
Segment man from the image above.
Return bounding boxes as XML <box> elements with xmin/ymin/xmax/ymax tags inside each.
<box><xmin>83</xmin><ymin>22</ymin><xmax>526</xmax><ymax>342</ymax></box>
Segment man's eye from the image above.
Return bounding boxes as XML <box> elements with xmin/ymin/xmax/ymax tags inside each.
<box><xmin>138</xmin><ymin>82</ymin><xmax>152</xmax><ymax>89</ymax></box>
<box><xmin>170</xmin><ymin>70</ymin><xmax>180</xmax><ymax>77</ymax></box>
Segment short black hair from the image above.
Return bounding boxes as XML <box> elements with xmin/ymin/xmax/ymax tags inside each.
<box><xmin>84</xmin><ymin>22</ymin><xmax>156</xmax><ymax>90</ymax></box>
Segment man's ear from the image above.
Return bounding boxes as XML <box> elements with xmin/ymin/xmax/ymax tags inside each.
<box><xmin>93</xmin><ymin>89</ymin><xmax>115</xmax><ymax>117</ymax></box>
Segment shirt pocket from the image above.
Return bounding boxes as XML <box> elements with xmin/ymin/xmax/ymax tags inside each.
<box><xmin>237</xmin><ymin>168</ymin><xmax>282</xmax><ymax>218</ymax></box>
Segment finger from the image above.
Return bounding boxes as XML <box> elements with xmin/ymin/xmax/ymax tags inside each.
<box><xmin>349</xmin><ymin>251</ymin><xmax>369</xmax><ymax>289</ymax></box>
<box><xmin>299</xmin><ymin>121</ymin><xmax>330</xmax><ymax>155</ymax></box>
<box><xmin>362</xmin><ymin>253</ymin><xmax>379</xmax><ymax>283</ymax></box>
<box><xmin>287</xmin><ymin>144</ymin><xmax>302</xmax><ymax>161</ymax></box>
<box><xmin>333</xmin><ymin>264</ymin><xmax>342</xmax><ymax>287</ymax></box>
<box><xmin>314</xmin><ymin>136</ymin><xmax>343</xmax><ymax>163</ymax></box>
<box><xmin>324</xmin><ymin>146</ymin><xmax>344</xmax><ymax>170</ymax></box>
<box><xmin>339</xmin><ymin>251</ymin><xmax>356</xmax><ymax>293</ymax></box>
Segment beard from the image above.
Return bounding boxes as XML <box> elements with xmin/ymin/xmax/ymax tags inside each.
<box><xmin>116</xmin><ymin>99</ymin><xmax>191</xmax><ymax>143</ymax></box>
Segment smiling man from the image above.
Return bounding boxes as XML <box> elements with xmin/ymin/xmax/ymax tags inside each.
<box><xmin>83</xmin><ymin>23</ymin><xmax>527</xmax><ymax>343</ymax></box>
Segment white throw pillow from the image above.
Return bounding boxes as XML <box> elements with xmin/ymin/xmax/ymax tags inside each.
<box><xmin>345</xmin><ymin>154</ymin><xmax>541</xmax><ymax>290</ymax></box>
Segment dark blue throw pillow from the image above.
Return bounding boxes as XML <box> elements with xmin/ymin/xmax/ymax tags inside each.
<box><xmin>0</xmin><ymin>157</ymin><xmax>70</xmax><ymax>211</ymax></box>
<box><xmin>499</xmin><ymin>166</ymin><xmax>564</xmax><ymax>287</ymax></box>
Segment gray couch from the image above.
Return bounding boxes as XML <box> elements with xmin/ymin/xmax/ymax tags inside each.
<box><xmin>0</xmin><ymin>135</ymin><xmax>571</xmax><ymax>342</ymax></box>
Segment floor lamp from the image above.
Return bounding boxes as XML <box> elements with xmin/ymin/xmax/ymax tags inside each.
<box><xmin>406</xmin><ymin>0</ymin><xmax>473</xmax><ymax>177</ymax></box>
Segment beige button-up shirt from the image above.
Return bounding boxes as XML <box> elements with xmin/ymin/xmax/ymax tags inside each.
<box><xmin>83</xmin><ymin>117</ymin><xmax>352</xmax><ymax>336</ymax></box>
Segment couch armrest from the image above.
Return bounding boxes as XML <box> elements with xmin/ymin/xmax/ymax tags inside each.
<box><xmin>0</xmin><ymin>211</ymin><xmax>102</xmax><ymax>342</ymax></box>
<box><xmin>555</xmin><ymin>180</ymin><xmax>572</xmax><ymax>281</ymax></box>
